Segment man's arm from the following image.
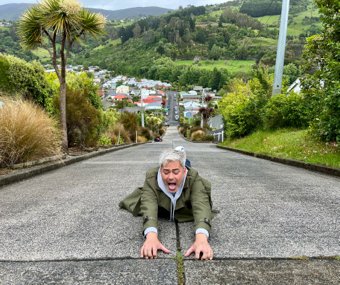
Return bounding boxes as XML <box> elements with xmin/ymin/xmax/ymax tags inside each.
<box><xmin>186</xmin><ymin>176</ymin><xmax>214</xmax><ymax>260</ymax></box>
<box><xmin>140</xmin><ymin>171</ymin><xmax>170</xmax><ymax>258</ymax></box>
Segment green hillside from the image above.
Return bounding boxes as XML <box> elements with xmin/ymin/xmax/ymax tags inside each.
<box><xmin>69</xmin><ymin>0</ymin><xmax>318</xmax><ymax>84</ymax></box>
<box><xmin>0</xmin><ymin>0</ymin><xmax>320</xmax><ymax>88</ymax></box>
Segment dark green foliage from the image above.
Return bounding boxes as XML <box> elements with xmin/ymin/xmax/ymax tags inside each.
<box><xmin>301</xmin><ymin>0</ymin><xmax>340</xmax><ymax>142</ymax></box>
<box><xmin>0</xmin><ymin>24</ymin><xmax>37</xmax><ymax>61</ymax></box>
<box><xmin>263</xmin><ymin>93</ymin><xmax>309</xmax><ymax>129</ymax></box>
<box><xmin>119</xmin><ymin>112</ymin><xmax>139</xmax><ymax>141</ymax></box>
<box><xmin>0</xmin><ymin>54</ymin><xmax>52</xmax><ymax>109</ymax></box>
<box><xmin>240</xmin><ymin>0</ymin><xmax>282</xmax><ymax>17</ymax></box>
<box><xmin>63</xmin><ymin>89</ymin><xmax>101</xmax><ymax>148</ymax></box>
<box><xmin>219</xmin><ymin>8</ymin><xmax>263</xmax><ymax>30</ymax></box>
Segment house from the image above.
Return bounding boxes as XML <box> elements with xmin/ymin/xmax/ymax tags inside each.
<box><xmin>135</xmin><ymin>95</ymin><xmax>163</xmax><ymax>110</ymax></box>
<box><xmin>287</xmin><ymin>79</ymin><xmax>302</xmax><ymax>94</ymax></box>
<box><xmin>208</xmin><ymin>114</ymin><xmax>224</xmax><ymax>130</ymax></box>
<box><xmin>116</xmin><ymin>85</ymin><xmax>129</xmax><ymax>94</ymax></box>
<box><xmin>183</xmin><ymin>101</ymin><xmax>201</xmax><ymax>118</ymax></box>
<box><xmin>111</xmin><ymin>93</ymin><xmax>132</xmax><ymax>102</ymax></box>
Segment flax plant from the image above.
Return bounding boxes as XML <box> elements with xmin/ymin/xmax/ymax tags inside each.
<box><xmin>18</xmin><ymin>0</ymin><xmax>106</xmax><ymax>151</ymax></box>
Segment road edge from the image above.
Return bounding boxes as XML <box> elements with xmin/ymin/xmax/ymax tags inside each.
<box><xmin>0</xmin><ymin>143</ymin><xmax>143</xmax><ymax>188</ymax></box>
<box><xmin>217</xmin><ymin>145</ymin><xmax>340</xmax><ymax>178</ymax></box>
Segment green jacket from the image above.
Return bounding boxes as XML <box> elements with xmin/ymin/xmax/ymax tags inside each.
<box><xmin>119</xmin><ymin>167</ymin><xmax>214</xmax><ymax>233</ymax></box>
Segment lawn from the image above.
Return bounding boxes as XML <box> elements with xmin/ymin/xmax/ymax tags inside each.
<box><xmin>220</xmin><ymin>129</ymin><xmax>340</xmax><ymax>169</ymax></box>
<box><xmin>257</xmin><ymin>3</ymin><xmax>321</xmax><ymax>37</ymax></box>
<box><xmin>174</xmin><ymin>59</ymin><xmax>255</xmax><ymax>75</ymax></box>
<box><xmin>31</xmin><ymin>47</ymin><xmax>51</xmax><ymax>63</ymax></box>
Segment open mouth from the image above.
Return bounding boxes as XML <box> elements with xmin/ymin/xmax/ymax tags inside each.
<box><xmin>168</xmin><ymin>182</ymin><xmax>177</xmax><ymax>192</ymax></box>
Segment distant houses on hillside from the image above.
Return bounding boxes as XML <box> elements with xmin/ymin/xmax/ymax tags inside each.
<box><xmin>0</xmin><ymin>21</ymin><xmax>12</xmax><ymax>27</ymax></box>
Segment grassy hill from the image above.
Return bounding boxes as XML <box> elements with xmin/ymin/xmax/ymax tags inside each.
<box><xmin>69</xmin><ymin>0</ymin><xmax>319</xmax><ymax>82</ymax></box>
<box><xmin>0</xmin><ymin>0</ymin><xmax>320</xmax><ymax>87</ymax></box>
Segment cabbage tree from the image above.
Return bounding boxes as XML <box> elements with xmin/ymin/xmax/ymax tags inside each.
<box><xmin>19</xmin><ymin>0</ymin><xmax>105</xmax><ymax>151</ymax></box>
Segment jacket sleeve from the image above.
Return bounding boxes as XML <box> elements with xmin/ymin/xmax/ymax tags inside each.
<box><xmin>140</xmin><ymin>172</ymin><xmax>159</xmax><ymax>232</ymax></box>
<box><xmin>190</xmin><ymin>176</ymin><xmax>213</xmax><ymax>234</ymax></box>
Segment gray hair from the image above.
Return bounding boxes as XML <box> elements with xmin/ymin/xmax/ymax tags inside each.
<box><xmin>159</xmin><ymin>149</ymin><xmax>186</xmax><ymax>168</ymax></box>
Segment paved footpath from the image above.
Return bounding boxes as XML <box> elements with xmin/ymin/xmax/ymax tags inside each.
<box><xmin>0</xmin><ymin>127</ymin><xmax>339</xmax><ymax>284</ymax></box>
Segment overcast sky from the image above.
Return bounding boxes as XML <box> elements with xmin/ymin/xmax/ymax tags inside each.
<box><xmin>0</xmin><ymin>0</ymin><xmax>230</xmax><ymax>10</ymax></box>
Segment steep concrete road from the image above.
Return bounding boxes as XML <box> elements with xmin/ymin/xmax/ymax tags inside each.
<box><xmin>0</xmin><ymin>126</ymin><xmax>339</xmax><ymax>284</ymax></box>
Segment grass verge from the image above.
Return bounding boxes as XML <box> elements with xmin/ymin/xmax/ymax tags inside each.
<box><xmin>220</xmin><ymin>129</ymin><xmax>340</xmax><ymax>169</ymax></box>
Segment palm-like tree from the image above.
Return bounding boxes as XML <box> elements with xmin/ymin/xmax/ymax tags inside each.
<box><xmin>18</xmin><ymin>0</ymin><xmax>105</xmax><ymax>151</ymax></box>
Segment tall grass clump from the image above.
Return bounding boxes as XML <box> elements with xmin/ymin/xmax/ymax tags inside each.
<box><xmin>0</xmin><ymin>98</ymin><xmax>61</xmax><ymax>167</ymax></box>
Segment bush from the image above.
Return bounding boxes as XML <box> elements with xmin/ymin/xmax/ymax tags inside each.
<box><xmin>191</xmin><ymin>130</ymin><xmax>206</xmax><ymax>141</ymax></box>
<box><xmin>100</xmin><ymin>109</ymin><xmax>119</xmax><ymax>133</ymax></box>
<box><xmin>203</xmin><ymin>134</ymin><xmax>214</xmax><ymax>141</ymax></box>
<box><xmin>138</xmin><ymin>127</ymin><xmax>152</xmax><ymax>141</ymax></box>
<box><xmin>119</xmin><ymin>112</ymin><xmax>138</xmax><ymax>141</ymax></box>
<box><xmin>98</xmin><ymin>135</ymin><xmax>112</xmax><ymax>146</ymax></box>
<box><xmin>0</xmin><ymin>98</ymin><xmax>61</xmax><ymax>167</ymax></box>
<box><xmin>137</xmin><ymin>136</ymin><xmax>148</xmax><ymax>143</ymax></box>
<box><xmin>0</xmin><ymin>54</ymin><xmax>52</xmax><ymax>109</ymax></box>
<box><xmin>110</xmin><ymin>123</ymin><xmax>131</xmax><ymax>144</ymax></box>
<box><xmin>57</xmin><ymin>89</ymin><xmax>101</xmax><ymax>148</ymax></box>
<box><xmin>219</xmin><ymin>91</ymin><xmax>260</xmax><ymax>138</ymax></box>
<box><xmin>263</xmin><ymin>93</ymin><xmax>309</xmax><ymax>130</ymax></box>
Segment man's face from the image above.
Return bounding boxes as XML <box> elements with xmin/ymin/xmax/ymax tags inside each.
<box><xmin>160</xmin><ymin>160</ymin><xmax>186</xmax><ymax>193</ymax></box>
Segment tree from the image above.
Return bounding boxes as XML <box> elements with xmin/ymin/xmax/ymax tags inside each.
<box><xmin>301</xmin><ymin>0</ymin><xmax>340</xmax><ymax>142</ymax></box>
<box><xmin>18</xmin><ymin>0</ymin><xmax>105</xmax><ymax>151</ymax></box>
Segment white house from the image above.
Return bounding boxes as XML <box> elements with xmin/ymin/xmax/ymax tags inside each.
<box><xmin>183</xmin><ymin>101</ymin><xmax>201</xmax><ymax>118</ymax></box>
<box><xmin>116</xmin><ymin>85</ymin><xmax>130</xmax><ymax>94</ymax></box>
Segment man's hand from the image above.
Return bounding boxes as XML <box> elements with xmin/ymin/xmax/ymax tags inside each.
<box><xmin>184</xmin><ymin>233</ymin><xmax>213</xmax><ymax>260</ymax></box>
<box><xmin>140</xmin><ymin>232</ymin><xmax>171</xmax><ymax>259</ymax></box>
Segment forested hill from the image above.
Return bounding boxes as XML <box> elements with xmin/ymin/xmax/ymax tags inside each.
<box><xmin>70</xmin><ymin>0</ymin><xmax>319</xmax><ymax>80</ymax></box>
<box><xmin>0</xmin><ymin>3</ymin><xmax>172</xmax><ymax>21</ymax></box>
<box><xmin>0</xmin><ymin>0</ymin><xmax>320</xmax><ymax>88</ymax></box>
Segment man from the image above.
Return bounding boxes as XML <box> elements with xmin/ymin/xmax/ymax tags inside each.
<box><xmin>119</xmin><ymin>148</ymin><xmax>214</xmax><ymax>260</ymax></box>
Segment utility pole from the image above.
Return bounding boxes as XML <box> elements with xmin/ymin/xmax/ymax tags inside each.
<box><xmin>272</xmin><ymin>0</ymin><xmax>290</xmax><ymax>95</ymax></box>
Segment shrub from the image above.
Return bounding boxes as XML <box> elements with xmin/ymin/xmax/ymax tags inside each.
<box><xmin>100</xmin><ymin>109</ymin><xmax>119</xmax><ymax>133</ymax></box>
<box><xmin>263</xmin><ymin>93</ymin><xmax>309</xmax><ymax>130</ymax></box>
<box><xmin>137</xmin><ymin>136</ymin><xmax>148</xmax><ymax>143</ymax></box>
<box><xmin>203</xmin><ymin>134</ymin><xmax>214</xmax><ymax>141</ymax></box>
<box><xmin>110</xmin><ymin>123</ymin><xmax>131</xmax><ymax>144</ymax></box>
<box><xmin>191</xmin><ymin>130</ymin><xmax>206</xmax><ymax>141</ymax></box>
<box><xmin>119</xmin><ymin>112</ymin><xmax>138</xmax><ymax>141</ymax></box>
<box><xmin>219</xmin><ymin>91</ymin><xmax>260</xmax><ymax>138</ymax></box>
<box><xmin>55</xmin><ymin>89</ymin><xmax>101</xmax><ymax>148</ymax></box>
<box><xmin>98</xmin><ymin>135</ymin><xmax>112</xmax><ymax>146</ymax></box>
<box><xmin>0</xmin><ymin>54</ymin><xmax>52</xmax><ymax>109</ymax></box>
<box><xmin>138</xmin><ymin>127</ymin><xmax>152</xmax><ymax>141</ymax></box>
<box><xmin>0</xmin><ymin>97</ymin><xmax>61</xmax><ymax>167</ymax></box>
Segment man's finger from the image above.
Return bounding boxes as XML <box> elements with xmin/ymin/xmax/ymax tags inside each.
<box><xmin>201</xmin><ymin>250</ymin><xmax>209</xmax><ymax>260</ymax></box>
<box><xmin>195</xmin><ymin>249</ymin><xmax>201</xmax><ymax>260</ymax></box>
<box><xmin>184</xmin><ymin>246</ymin><xmax>194</xmax><ymax>257</ymax></box>
<box><xmin>152</xmin><ymin>246</ymin><xmax>157</xmax><ymax>258</ymax></box>
<box><xmin>140</xmin><ymin>246</ymin><xmax>144</xmax><ymax>258</ymax></box>
<box><xmin>160</xmin><ymin>244</ymin><xmax>171</xmax><ymax>254</ymax></box>
<box><xmin>210</xmin><ymin>250</ymin><xmax>213</xmax><ymax>260</ymax></box>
